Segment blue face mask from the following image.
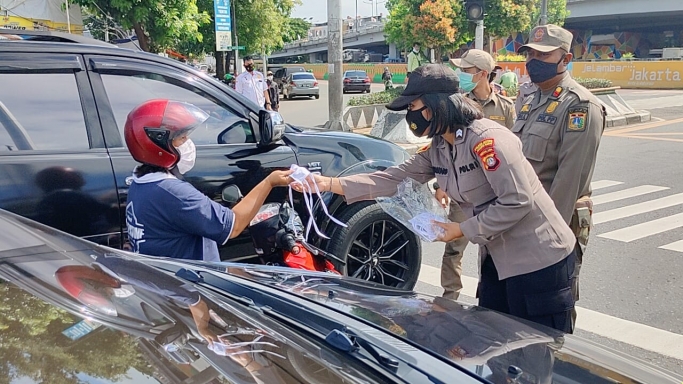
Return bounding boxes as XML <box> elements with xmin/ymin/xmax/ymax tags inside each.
<box><xmin>458</xmin><ymin>71</ymin><xmax>480</xmax><ymax>93</ymax></box>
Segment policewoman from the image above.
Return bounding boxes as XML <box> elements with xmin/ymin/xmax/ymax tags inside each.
<box><xmin>293</xmin><ymin>64</ymin><xmax>578</xmax><ymax>333</ymax></box>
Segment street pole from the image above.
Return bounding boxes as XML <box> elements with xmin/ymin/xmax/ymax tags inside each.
<box><xmin>540</xmin><ymin>0</ymin><xmax>548</xmax><ymax>25</ymax></box>
<box><xmin>231</xmin><ymin>0</ymin><xmax>239</xmax><ymax>74</ymax></box>
<box><xmin>326</xmin><ymin>0</ymin><xmax>344</xmax><ymax>131</ymax></box>
<box><xmin>355</xmin><ymin>0</ymin><xmax>358</xmax><ymax>32</ymax></box>
<box><xmin>475</xmin><ymin>20</ymin><xmax>484</xmax><ymax>50</ymax></box>
<box><xmin>65</xmin><ymin>0</ymin><xmax>71</xmax><ymax>33</ymax></box>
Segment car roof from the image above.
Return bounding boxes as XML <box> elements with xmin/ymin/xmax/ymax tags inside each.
<box><xmin>0</xmin><ymin>29</ymin><xmax>117</xmax><ymax>47</ymax></box>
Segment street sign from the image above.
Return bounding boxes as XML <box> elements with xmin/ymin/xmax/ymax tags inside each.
<box><xmin>62</xmin><ymin>319</ymin><xmax>102</xmax><ymax>341</ymax></box>
<box><xmin>214</xmin><ymin>0</ymin><xmax>232</xmax><ymax>51</ymax></box>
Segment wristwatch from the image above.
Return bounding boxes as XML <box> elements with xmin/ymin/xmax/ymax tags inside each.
<box><xmin>433</xmin><ymin>182</ymin><xmax>440</xmax><ymax>190</ymax></box>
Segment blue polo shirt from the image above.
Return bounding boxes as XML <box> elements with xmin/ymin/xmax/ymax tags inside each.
<box><xmin>126</xmin><ymin>172</ymin><xmax>234</xmax><ymax>261</ymax></box>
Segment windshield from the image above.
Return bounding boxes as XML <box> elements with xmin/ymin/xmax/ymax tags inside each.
<box><xmin>292</xmin><ymin>73</ymin><xmax>315</xmax><ymax>80</ymax></box>
<box><xmin>345</xmin><ymin>71</ymin><xmax>367</xmax><ymax>78</ymax></box>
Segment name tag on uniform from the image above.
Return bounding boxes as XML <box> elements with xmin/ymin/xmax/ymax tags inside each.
<box><xmin>490</xmin><ymin>115</ymin><xmax>505</xmax><ymax>121</ymax></box>
<box><xmin>536</xmin><ymin>114</ymin><xmax>557</xmax><ymax>124</ymax></box>
<box><xmin>517</xmin><ymin>112</ymin><xmax>529</xmax><ymax>121</ymax></box>
<box><xmin>432</xmin><ymin>166</ymin><xmax>448</xmax><ymax>175</ymax></box>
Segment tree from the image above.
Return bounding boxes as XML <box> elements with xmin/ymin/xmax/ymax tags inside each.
<box><xmin>73</xmin><ymin>0</ymin><xmax>210</xmax><ymax>53</ymax></box>
<box><xmin>531</xmin><ymin>0</ymin><xmax>570</xmax><ymax>27</ymax></box>
<box><xmin>385</xmin><ymin>0</ymin><xmax>469</xmax><ymax>62</ymax></box>
<box><xmin>282</xmin><ymin>18</ymin><xmax>312</xmax><ymax>45</ymax></box>
<box><xmin>0</xmin><ymin>284</ymin><xmax>152</xmax><ymax>384</ymax></box>
<box><xmin>234</xmin><ymin>0</ymin><xmax>300</xmax><ymax>56</ymax></box>
<box><xmin>483</xmin><ymin>0</ymin><xmax>536</xmax><ymax>41</ymax></box>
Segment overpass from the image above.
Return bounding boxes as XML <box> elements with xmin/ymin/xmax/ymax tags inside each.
<box><xmin>271</xmin><ymin>0</ymin><xmax>683</xmax><ymax>61</ymax></box>
<box><xmin>564</xmin><ymin>0</ymin><xmax>683</xmax><ymax>33</ymax></box>
<box><xmin>269</xmin><ymin>23</ymin><xmax>394</xmax><ymax>62</ymax></box>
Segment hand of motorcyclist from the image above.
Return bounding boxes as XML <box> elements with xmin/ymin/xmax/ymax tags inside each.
<box><xmin>435</xmin><ymin>188</ymin><xmax>449</xmax><ymax>208</ymax></box>
<box><xmin>266</xmin><ymin>170</ymin><xmax>294</xmax><ymax>188</ymax></box>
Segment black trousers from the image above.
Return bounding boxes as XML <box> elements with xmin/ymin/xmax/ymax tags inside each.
<box><xmin>478</xmin><ymin>249</ymin><xmax>577</xmax><ymax>333</ymax></box>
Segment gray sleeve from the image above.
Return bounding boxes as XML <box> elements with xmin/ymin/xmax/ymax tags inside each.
<box><xmin>340</xmin><ymin>150</ymin><xmax>435</xmax><ymax>204</ymax></box>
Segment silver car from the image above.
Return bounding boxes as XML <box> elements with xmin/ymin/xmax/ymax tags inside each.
<box><xmin>283</xmin><ymin>72</ymin><xmax>320</xmax><ymax>99</ymax></box>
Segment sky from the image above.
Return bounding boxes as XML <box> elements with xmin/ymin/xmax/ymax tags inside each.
<box><xmin>291</xmin><ymin>0</ymin><xmax>389</xmax><ymax>23</ymax></box>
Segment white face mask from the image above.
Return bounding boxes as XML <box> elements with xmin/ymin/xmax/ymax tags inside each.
<box><xmin>267</xmin><ymin>75</ymin><xmax>273</xmax><ymax>81</ymax></box>
<box><xmin>413</xmin><ymin>47</ymin><xmax>420</xmax><ymax>53</ymax></box>
<box><xmin>175</xmin><ymin>138</ymin><xmax>196</xmax><ymax>174</ymax></box>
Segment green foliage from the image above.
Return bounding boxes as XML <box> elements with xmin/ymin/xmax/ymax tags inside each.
<box><xmin>621</xmin><ymin>52</ymin><xmax>635</xmax><ymax>59</ymax></box>
<box><xmin>385</xmin><ymin>0</ymin><xmax>469</xmax><ymax>60</ymax></box>
<box><xmin>0</xmin><ymin>283</ymin><xmax>152</xmax><ymax>384</ymax></box>
<box><xmin>234</xmin><ymin>0</ymin><xmax>300</xmax><ymax>56</ymax></box>
<box><xmin>530</xmin><ymin>0</ymin><xmax>570</xmax><ymax>28</ymax></box>
<box><xmin>483</xmin><ymin>0</ymin><xmax>535</xmax><ymax>41</ymax></box>
<box><xmin>347</xmin><ymin>87</ymin><xmax>406</xmax><ymax>106</ymax></box>
<box><xmin>282</xmin><ymin>18</ymin><xmax>312</xmax><ymax>45</ymax></box>
<box><xmin>574</xmin><ymin>77</ymin><xmax>613</xmax><ymax>89</ymax></box>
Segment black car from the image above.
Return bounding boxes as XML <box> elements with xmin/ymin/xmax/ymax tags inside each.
<box><xmin>1</xmin><ymin>209</ymin><xmax>681</xmax><ymax>384</ymax></box>
<box><xmin>0</xmin><ymin>31</ymin><xmax>421</xmax><ymax>289</ymax></box>
<box><xmin>343</xmin><ymin>70</ymin><xmax>372</xmax><ymax>93</ymax></box>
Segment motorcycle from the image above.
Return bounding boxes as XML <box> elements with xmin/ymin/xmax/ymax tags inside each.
<box><xmin>222</xmin><ymin>186</ymin><xmax>344</xmax><ymax>274</ymax></box>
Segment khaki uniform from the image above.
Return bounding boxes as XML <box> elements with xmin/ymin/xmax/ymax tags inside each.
<box><xmin>512</xmin><ymin>73</ymin><xmax>605</xmax><ymax>319</ymax></box>
<box><xmin>440</xmin><ymin>91</ymin><xmax>515</xmax><ymax>300</ymax></box>
<box><xmin>340</xmin><ymin>118</ymin><xmax>576</xmax><ymax>281</ymax></box>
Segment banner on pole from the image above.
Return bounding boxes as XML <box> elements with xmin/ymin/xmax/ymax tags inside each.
<box><xmin>214</xmin><ymin>0</ymin><xmax>232</xmax><ymax>51</ymax></box>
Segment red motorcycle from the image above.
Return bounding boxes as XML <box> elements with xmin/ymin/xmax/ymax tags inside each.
<box><xmin>222</xmin><ymin>186</ymin><xmax>343</xmax><ymax>274</ymax></box>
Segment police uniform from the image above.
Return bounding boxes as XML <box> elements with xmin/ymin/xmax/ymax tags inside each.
<box><xmin>468</xmin><ymin>92</ymin><xmax>516</xmax><ymax>130</ymax></box>
<box><xmin>339</xmin><ymin>98</ymin><xmax>577</xmax><ymax>332</ymax></box>
<box><xmin>435</xmin><ymin>50</ymin><xmax>515</xmax><ymax>301</ymax></box>
<box><xmin>514</xmin><ymin>25</ymin><xmax>605</xmax><ymax>320</ymax></box>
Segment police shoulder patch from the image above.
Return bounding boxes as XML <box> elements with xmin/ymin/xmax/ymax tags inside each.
<box><xmin>416</xmin><ymin>143</ymin><xmax>431</xmax><ymax>154</ymax></box>
<box><xmin>567</xmin><ymin>106</ymin><xmax>589</xmax><ymax>132</ymax></box>
<box><xmin>473</xmin><ymin>138</ymin><xmax>500</xmax><ymax>172</ymax></box>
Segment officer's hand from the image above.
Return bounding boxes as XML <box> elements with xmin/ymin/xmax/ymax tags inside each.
<box><xmin>290</xmin><ymin>173</ymin><xmax>330</xmax><ymax>193</ymax></box>
<box><xmin>435</xmin><ymin>188</ymin><xmax>449</xmax><ymax>208</ymax></box>
<box><xmin>266</xmin><ymin>170</ymin><xmax>294</xmax><ymax>187</ymax></box>
<box><xmin>433</xmin><ymin>221</ymin><xmax>463</xmax><ymax>242</ymax></box>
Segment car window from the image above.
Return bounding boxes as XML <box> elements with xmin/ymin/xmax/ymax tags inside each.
<box><xmin>345</xmin><ymin>71</ymin><xmax>367</xmax><ymax>77</ymax></box>
<box><xmin>0</xmin><ymin>73</ymin><xmax>89</xmax><ymax>151</ymax></box>
<box><xmin>100</xmin><ymin>72</ymin><xmax>255</xmax><ymax>145</ymax></box>
<box><xmin>292</xmin><ymin>73</ymin><xmax>315</xmax><ymax>80</ymax></box>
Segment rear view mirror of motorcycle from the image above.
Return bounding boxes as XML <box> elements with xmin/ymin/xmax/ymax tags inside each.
<box><xmin>221</xmin><ymin>185</ymin><xmax>243</xmax><ymax>203</ymax></box>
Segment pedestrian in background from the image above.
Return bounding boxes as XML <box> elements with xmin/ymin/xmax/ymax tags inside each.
<box><xmin>514</xmin><ymin>24</ymin><xmax>606</xmax><ymax>328</ymax></box>
<box><xmin>291</xmin><ymin>65</ymin><xmax>578</xmax><ymax>333</ymax></box>
<box><xmin>235</xmin><ymin>56</ymin><xmax>273</xmax><ymax>111</ymax></box>
<box><xmin>407</xmin><ymin>42</ymin><xmax>429</xmax><ymax>80</ymax></box>
<box><xmin>266</xmin><ymin>71</ymin><xmax>280</xmax><ymax>112</ymax></box>
<box><xmin>382</xmin><ymin>66</ymin><xmax>394</xmax><ymax>90</ymax></box>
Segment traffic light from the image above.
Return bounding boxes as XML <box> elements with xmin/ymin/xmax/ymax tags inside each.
<box><xmin>465</xmin><ymin>0</ymin><xmax>485</xmax><ymax>21</ymax></box>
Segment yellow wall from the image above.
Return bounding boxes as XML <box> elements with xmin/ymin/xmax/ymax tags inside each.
<box><xmin>1</xmin><ymin>16</ymin><xmax>84</xmax><ymax>34</ymax></box>
<box><xmin>572</xmin><ymin>61</ymin><xmax>683</xmax><ymax>89</ymax></box>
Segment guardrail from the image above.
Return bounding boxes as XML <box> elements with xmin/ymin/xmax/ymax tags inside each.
<box><xmin>283</xmin><ymin>24</ymin><xmax>385</xmax><ymax>50</ymax></box>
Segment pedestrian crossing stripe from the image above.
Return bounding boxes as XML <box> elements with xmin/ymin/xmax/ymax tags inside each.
<box><xmin>590</xmin><ymin>180</ymin><xmax>683</xmax><ymax>252</ymax></box>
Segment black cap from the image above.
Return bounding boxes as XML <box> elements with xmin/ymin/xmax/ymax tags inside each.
<box><xmin>386</xmin><ymin>64</ymin><xmax>460</xmax><ymax>111</ymax></box>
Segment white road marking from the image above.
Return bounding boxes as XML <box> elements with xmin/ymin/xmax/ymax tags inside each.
<box><xmin>591</xmin><ymin>180</ymin><xmax>624</xmax><ymax>190</ymax></box>
<box><xmin>592</xmin><ymin>185</ymin><xmax>669</xmax><ymax>206</ymax></box>
<box><xmin>417</xmin><ymin>263</ymin><xmax>683</xmax><ymax>360</ymax></box>
<box><xmin>593</xmin><ymin>192</ymin><xmax>683</xmax><ymax>224</ymax></box>
<box><xmin>660</xmin><ymin>239</ymin><xmax>683</xmax><ymax>253</ymax></box>
<box><xmin>599</xmin><ymin>212</ymin><xmax>683</xmax><ymax>242</ymax></box>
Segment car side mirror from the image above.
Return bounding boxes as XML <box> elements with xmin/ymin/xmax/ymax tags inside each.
<box><xmin>258</xmin><ymin>110</ymin><xmax>285</xmax><ymax>146</ymax></box>
<box><xmin>221</xmin><ymin>185</ymin><xmax>243</xmax><ymax>203</ymax></box>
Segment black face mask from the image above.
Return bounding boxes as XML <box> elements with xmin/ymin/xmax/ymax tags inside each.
<box><xmin>406</xmin><ymin>106</ymin><xmax>431</xmax><ymax>137</ymax></box>
<box><xmin>526</xmin><ymin>54</ymin><xmax>566</xmax><ymax>84</ymax></box>
<box><xmin>245</xmin><ymin>64</ymin><xmax>254</xmax><ymax>72</ymax></box>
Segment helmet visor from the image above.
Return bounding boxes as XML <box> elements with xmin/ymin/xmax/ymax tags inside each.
<box><xmin>160</xmin><ymin>101</ymin><xmax>210</xmax><ymax>140</ymax></box>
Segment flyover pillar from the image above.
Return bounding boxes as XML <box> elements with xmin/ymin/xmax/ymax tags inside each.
<box><xmin>389</xmin><ymin>43</ymin><xmax>398</xmax><ymax>59</ymax></box>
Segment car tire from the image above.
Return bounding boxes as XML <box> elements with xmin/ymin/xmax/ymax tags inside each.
<box><xmin>314</xmin><ymin>94</ymin><xmax>320</xmax><ymax>99</ymax></box>
<box><xmin>326</xmin><ymin>202</ymin><xmax>421</xmax><ymax>290</ymax></box>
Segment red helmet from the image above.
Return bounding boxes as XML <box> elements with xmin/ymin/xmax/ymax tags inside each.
<box><xmin>55</xmin><ymin>265</ymin><xmax>121</xmax><ymax>316</ymax></box>
<box><xmin>124</xmin><ymin>99</ymin><xmax>209</xmax><ymax>169</ymax></box>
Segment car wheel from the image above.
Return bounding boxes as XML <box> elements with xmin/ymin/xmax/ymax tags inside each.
<box><xmin>314</xmin><ymin>94</ymin><xmax>320</xmax><ymax>99</ymax></box>
<box><xmin>327</xmin><ymin>202</ymin><xmax>421</xmax><ymax>290</ymax></box>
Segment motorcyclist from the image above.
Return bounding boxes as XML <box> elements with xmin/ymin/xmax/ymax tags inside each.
<box><xmin>124</xmin><ymin>99</ymin><xmax>292</xmax><ymax>262</ymax></box>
